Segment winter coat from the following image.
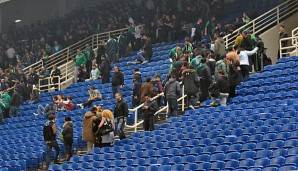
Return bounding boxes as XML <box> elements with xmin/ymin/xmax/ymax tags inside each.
<box><xmin>1</xmin><ymin>94</ymin><xmax>11</xmax><ymax>109</ymax></box>
<box><xmin>140</xmin><ymin>82</ymin><xmax>156</xmax><ymax>103</ymax></box>
<box><xmin>216</xmin><ymin>75</ymin><xmax>230</xmax><ymax>93</ymax></box>
<box><xmin>143</xmin><ymin>99</ymin><xmax>158</xmax><ymax>118</ymax></box>
<box><xmin>228</xmin><ymin>64</ymin><xmax>241</xmax><ymax>86</ymax></box>
<box><xmin>214</xmin><ymin>38</ymin><xmax>225</xmax><ymax>58</ymax></box>
<box><xmin>100</xmin><ymin>59</ymin><xmax>111</xmax><ymax>76</ymax></box>
<box><xmin>114</xmin><ymin>99</ymin><xmax>129</xmax><ymax>118</ymax></box>
<box><xmin>74</xmin><ymin>53</ymin><xmax>86</xmax><ymax>67</ymax></box>
<box><xmin>132</xmin><ymin>80</ymin><xmax>142</xmax><ymax>99</ymax></box>
<box><xmin>214</xmin><ymin>59</ymin><xmax>227</xmax><ymax>80</ymax></box>
<box><xmin>82</xmin><ymin>111</ymin><xmax>97</xmax><ymax>141</ymax></box>
<box><xmin>62</xmin><ymin>121</ymin><xmax>73</xmax><ymax>138</ymax></box>
<box><xmin>197</xmin><ymin>64</ymin><xmax>212</xmax><ymax>86</ymax></box>
<box><xmin>112</xmin><ymin>71</ymin><xmax>124</xmax><ymax>87</ymax></box>
<box><xmin>164</xmin><ymin>78</ymin><xmax>181</xmax><ymax>99</ymax></box>
<box><xmin>182</xmin><ymin>69</ymin><xmax>200</xmax><ymax>94</ymax></box>
<box><xmin>143</xmin><ymin>39</ymin><xmax>152</xmax><ymax>59</ymax></box>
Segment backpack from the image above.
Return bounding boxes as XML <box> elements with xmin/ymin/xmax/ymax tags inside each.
<box><xmin>43</xmin><ymin>120</ymin><xmax>55</xmax><ymax>142</ymax></box>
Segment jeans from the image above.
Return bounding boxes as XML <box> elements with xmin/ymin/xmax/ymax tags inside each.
<box><xmin>38</xmin><ymin>105</ymin><xmax>46</xmax><ymax>114</ymax></box>
<box><xmin>74</xmin><ymin>66</ymin><xmax>79</xmax><ymax>83</ymax></box>
<box><xmin>167</xmin><ymin>98</ymin><xmax>178</xmax><ymax>117</ymax></box>
<box><xmin>112</xmin><ymin>86</ymin><xmax>122</xmax><ymax>96</ymax></box>
<box><xmin>187</xmin><ymin>92</ymin><xmax>200</xmax><ymax>107</ymax></box>
<box><xmin>9</xmin><ymin>106</ymin><xmax>18</xmax><ymax>117</ymax></box>
<box><xmin>115</xmin><ymin>117</ymin><xmax>126</xmax><ymax>139</ymax></box>
<box><xmin>45</xmin><ymin>141</ymin><xmax>60</xmax><ymax>166</ymax></box>
<box><xmin>83</xmin><ymin>98</ymin><xmax>99</xmax><ymax>108</ymax></box>
<box><xmin>108</xmin><ymin>52</ymin><xmax>117</xmax><ymax>63</ymax></box>
<box><xmin>144</xmin><ymin>115</ymin><xmax>155</xmax><ymax>131</ymax></box>
<box><xmin>137</xmin><ymin>51</ymin><xmax>147</xmax><ymax>62</ymax></box>
<box><xmin>211</xmin><ymin>93</ymin><xmax>229</xmax><ymax>106</ymax></box>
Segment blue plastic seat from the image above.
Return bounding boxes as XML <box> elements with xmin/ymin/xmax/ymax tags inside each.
<box><xmin>262</xmin><ymin>167</ymin><xmax>278</xmax><ymax>171</ymax></box>
<box><xmin>278</xmin><ymin>166</ymin><xmax>297</xmax><ymax>171</ymax></box>
<box><xmin>285</xmin><ymin>156</ymin><xmax>298</xmax><ymax>166</ymax></box>
<box><xmin>168</xmin><ymin>156</ymin><xmax>181</xmax><ymax>165</ymax></box>
<box><xmin>238</xmin><ymin>159</ymin><xmax>255</xmax><ymax>169</ymax></box>
<box><xmin>240</xmin><ymin>151</ymin><xmax>256</xmax><ymax>160</ymax></box>
<box><xmin>195</xmin><ymin>154</ymin><xmax>210</xmax><ymax>164</ymax></box>
<box><xmin>197</xmin><ymin>162</ymin><xmax>211</xmax><ymax>170</ymax></box>
<box><xmin>255</xmin><ymin>149</ymin><xmax>273</xmax><ymax>159</ymax></box>
<box><xmin>224</xmin><ymin>159</ymin><xmax>239</xmax><ymax>170</ymax></box>
<box><xmin>253</xmin><ymin>157</ymin><xmax>270</xmax><ymax>168</ymax></box>
<box><xmin>268</xmin><ymin>156</ymin><xmax>286</xmax><ymax>167</ymax></box>
<box><xmin>224</xmin><ymin>152</ymin><xmax>240</xmax><ymax>162</ymax></box>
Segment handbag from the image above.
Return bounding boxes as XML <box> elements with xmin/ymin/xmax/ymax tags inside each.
<box><xmin>96</xmin><ymin>118</ymin><xmax>114</xmax><ymax>136</ymax></box>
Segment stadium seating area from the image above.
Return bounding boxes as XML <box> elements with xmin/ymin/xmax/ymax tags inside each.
<box><xmin>44</xmin><ymin>55</ymin><xmax>298</xmax><ymax>171</ymax></box>
<box><xmin>0</xmin><ymin>41</ymin><xmax>175</xmax><ymax>170</ymax></box>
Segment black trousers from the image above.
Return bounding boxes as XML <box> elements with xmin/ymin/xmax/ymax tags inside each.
<box><xmin>102</xmin><ymin>76</ymin><xmax>110</xmax><ymax>84</ymax></box>
<box><xmin>229</xmin><ymin>85</ymin><xmax>237</xmax><ymax>98</ymax></box>
<box><xmin>83</xmin><ymin>99</ymin><xmax>98</xmax><ymax>108</ymax></box>
<box><xmin>63</xmin><ymin>137</ymin><xmax>73</xmax><ymax>160</ymax></box>
<box><xmin>144</xmin><ymin>115</ymin><xmax>155</xmax><ymax>131</ymax></box>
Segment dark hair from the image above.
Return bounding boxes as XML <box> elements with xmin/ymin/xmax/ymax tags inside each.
<box><xmin>65</xmin><ymin>116</ymin><xmax>71</xmax><ymax>121</ymax></box>
<box><xmin>189</xmin><ymin>65</ymin><xmax>194</xmax><ymax>69</ymax></box>
<box><xmin>48</xmin><ymin>114</ymin><xmax>56</xmax><ymax>120</ymax></box>
<box><xmin>171</xmin><ymin>74</ymin><xmax>176</xmax><ymax>79</ymax></box>
<box><xmin>90</xmin><ymin>86</ymin><xmax>95</xmax><ymax>90</ymax></box>
<box><xmin>185</xmin><ymin>50</ymin><xmax>190</xmax><ymax>54</ymax></box>
<box><xmin>134</xmin><ymin>68</ymin><xmax>139</xmax><ymax>72</ymax></box>
<box><xmin>201</xmin><ymin>58</ymin><xmax>207</xmax><ymax>64</ymax></box>
<box><xmin>218</xmin><ymin>70</ymin><xmax>225</xmax><ymax>75</ymax></box>
<box><xmin>144</xmin><ymin>93</ymin><xmax>151</xmax><ymax>97</ymax></box>
<box><xmin>183</xmin><ymin>61</ymin><xmax>189</xmax><ymax>67</ymax></box>
<box><xmin>91</xmin><ymin>107</ymin><xmax>97</xmax><ymax>113</ymax></box>
<box><xmin>53</xmin><ymin>96</ymin><xmax>58</xmax><ymax>101</ymax></box>
<box><xmin>146</xmin><ymin>77</ymin><xmax>151</xmax><ymax>82</ymax></box>
<box><xmin>67</xmin><ymin>96</ymin><xmax>72</xmax><ymax>100</ymax></box>
<box><xmin>228</xmin><ymin>46</ymin><xmax>234</xmax><ymax>52</ymax></box>
<box><xmin>280</xmin><ymin>25</ymin><xmax>285</xmax><ymax>28</ymax></box>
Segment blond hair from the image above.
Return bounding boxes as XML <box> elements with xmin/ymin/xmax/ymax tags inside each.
<box><xmin>102</xmin><ymin>109</ymin><xmax>114</xmax><ymax>120</ymax></box>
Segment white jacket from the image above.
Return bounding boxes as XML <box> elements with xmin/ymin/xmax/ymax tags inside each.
<box><xmin>239</xmin><ymin>47</ymin><xmax>258</xmax><ymax>66</ymax></box>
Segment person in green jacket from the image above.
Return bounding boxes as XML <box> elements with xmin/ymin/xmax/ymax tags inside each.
<box><xmin>0</xmin><ymin>99</ymin><xmax>5</xmax><ymax>124</ymax></box>
<box><xmin>190</xmin><ymin>50</ymin><xmax>203</xmax><ymax>72</ymax></box>
<box><xmin>1</xmin><ymin>91</ymin><xmax>11</xmax><ymax>120</ymax></box>
<box><xmin>169</xmin><ymin>43</ymin><xmax>181</xmax><ymax>59</ymax></box>
<box><xmin>73</xmin><ymin>49</ymin><xmax>86</xmax><ymax>83</ymax></box>
<box><xmin>214</xmin><ymin>55</ymin><xmax>227</xmax><ymax>81</ymax></box>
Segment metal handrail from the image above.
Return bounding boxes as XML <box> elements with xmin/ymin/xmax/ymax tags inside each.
<box><xmin>291</xmin><ymin>27</ymin><xmax>298</xmax><ymax>45</ymax></box>
<box><xmin>223</xmin><ymin>0</ymin><xmax>298</xmax><ymax>48</ymax></box>
<box><xmin>38</xmin><ymin>76</ymin><xmax>61</xmax><ymax>92</ymax></box>
<box><xmin>279</xmin><ymin>36</ymin><xmax>298</xmax><ymax>58</ymax></box>
<box><xmin>126</xmin><ymin>83</ymin><xmax>186</xmax><ymax>132</ymax></box>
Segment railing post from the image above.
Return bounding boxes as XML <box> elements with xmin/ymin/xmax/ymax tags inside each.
<box><xmin>225</xmin><ymin>36</ymin><xmax>229</xmax><ymax>49</ymax></box>
<box><xmin>91</xmin><ymin>35</ymin><xmax>94</xmax><ymax>50</ymax></box>
<box><xmin>134</xmin><ymin>109</ymin><xmax>138</xmax><ymax>132</ymax></box>
<box><xmin>96</xmin><ymin>34</ymin><xmax>99</xmax><ymax>49</ymax></box>
<box><xmin>66</xmin><ymin>48</ymin><xmax>69</xmax><ymax>79</ymax></box>
<box><xmin>58</xmin><ymin>76</ymin><xmax>61</xmax><ymax>90</ymax></box>
<box><xmin>182</xmin><ymin>86</ymin><xmax>185</xmax><ymax>112</ymax></box>
<box><xmin>279</xmin><ymin>39</ymin><xmax>282</xmax><ymax>58</ymax></box>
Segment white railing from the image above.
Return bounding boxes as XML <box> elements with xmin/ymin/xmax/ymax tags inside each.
<box><xmin>224</xmin><ymin>0</ymin><xmax>298</xmax><ymax>48</ymax></box>
<box><xmin>38</xmin><ymin>76</ymin><xmax>61</xmax><ymax>93</ymax></box>
<box><xmin>291</xmin><ymin>27</ymin><xmax>298</xmax><ymax>45</ymax></box>
<box><xmin>280</xmin><ymin>36</ymin><xmax>298</xmax><ymax>57</ymax></box>
<box><xmin>24</xmin><ymin>26</ymin><xmax>138</xmax><ymax>90</ymax></box>
<box><xmin>126</xmin><ymin>84</ymin><xmax>186</xmax><ymax>132</ymax></box>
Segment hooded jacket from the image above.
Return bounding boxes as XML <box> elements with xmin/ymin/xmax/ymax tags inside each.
<box><xmin>82</xmin><ymin>111</ymin><xmax>97</xmax><ymax>141</ymax></box>
<box><xmin>214</xmin><ymin>37</ymin><xmax>225</xmax><ymax>58</ymax></box>
<box><xmin>164</xmin><ymin>78</ymin><xmax>181</xmax><ymax>99</ymax></box>
<box><xmin>214</xmin><ymin>59</ymin><xmax>227</xmax><ymax>80</ymax></box>
<box><xmin>114</xmin><ymin>98</ymin><xmax>129</xmax><ymax>118</ymax></box>
<box><xmin>62</xmin><ymin>121</ymin><xmax>73</xmax><ymax>138</ymax></box>
<box><xmin>182</xmin><ymin>69</ymin><xmax>200</xmax><ymax>94</ymax></box>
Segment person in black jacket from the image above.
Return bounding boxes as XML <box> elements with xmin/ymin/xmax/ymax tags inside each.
<box><xmin>27</xmin><ymin>68</ymin><xmax>39</xmax><ymax>96</ymax></box>
<box><xmin>132</xmin><ymin>74</ymin><xmax>142</xmax><ymax>108</ymax></box>
<box><xmin>278</xmin><ymin>25</ymin><xmax>288</xmax><ymax>59</ymax></box>
<box><xmin>210</xmin><ymin>70</ymin><xmax>230</xmax><ymax>106</ymax></box>
<box><xmin>197</xmin><ymin>58</ymin><xmax>212</xmax><ymax>102</ymax></box>
<box><xmin>50</xmin><ymin>65</ymin><xmax>61</xmax><ymax>91</ymax></box>
<box><xmin>100</xmin><ymin>55</ymin><xmax>111</xmax><ymax>84</ymax></box>
<box><xmin>43</xmin><ymin>114</ymin><xmax>59</xmax><ymax>169</ymax></box>
<box><xmin>61</xmin><ymin>116</ymin><xmax>73</xmax><ymax>161</ymax></box>
<box><xmin>142</xmin><ymin>93</ymin><xmax>158</xmax><ymax>131</ymax></box>
<box><xmin>114</xmin><ymin>93</ymin><xmax>128</xmax><ymax>140</ymax></box>
<box><xmin>9</xmin><ymin>88</ymin><xmax>22</xmax><ymax>117</ymax></box>
<box><xmin>227</xmin><ymin>57</ymin><xmax>241</xmax><ymax>98</ymax></box>
<box><xmin>182</xmin><ymin>65</ymin><xmax>200</xmax><ymax>110</ymax></box>
<box><xmin>111</xmin><ymin>66</ymin><xmax>124</xmax><ymax>96</ymax></box>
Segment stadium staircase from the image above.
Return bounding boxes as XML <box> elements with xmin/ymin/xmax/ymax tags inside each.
<box><xmin>0</xmin><ymin>0</ymin><xmax>297</xmax><ymax>170</ymax></box>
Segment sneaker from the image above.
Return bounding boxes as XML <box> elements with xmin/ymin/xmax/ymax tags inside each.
<box><xmin>33</xmin><ymin>113</ymin><xmax>38</xmax><ymax>116</ymax></box>
<box><xmin>189</xmin><ymin>105</ymin><xmax>195</xmax><ymax>110</ymax></box>
<box><xmin>142</xmin><ymin>60</ymin><xmax>148</xmax><ymax>64</ymax></box>
<box><xmin>210</xmin><ymin>102</ymin><xmax>219</xmax><ymax>106</ymax></box>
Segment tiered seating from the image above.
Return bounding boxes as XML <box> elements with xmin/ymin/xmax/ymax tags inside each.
<box><xmin>49</xmin><ymin>56</ymin><xmax>298</xmax><ymax>171</ymax></box>
<box><xmin>0</xmin><ymin>41</ymin><xmax>176</xmax><ymax>170</ymax></box>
